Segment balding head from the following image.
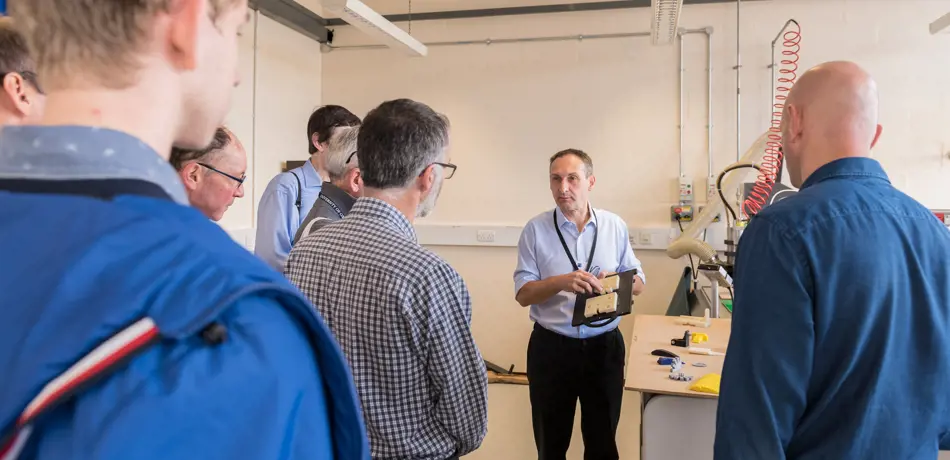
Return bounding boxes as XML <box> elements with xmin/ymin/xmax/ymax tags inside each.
<box><xmin>781</xmin><ymin>61</ymin><xmax>883</xmax><ymax>187</ymax></box>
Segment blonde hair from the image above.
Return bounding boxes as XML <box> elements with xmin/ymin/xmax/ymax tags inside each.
<box><xmin>9</xmin><ymin>0</ymin><xmax>241</xmax><ymax>90</ymax></box>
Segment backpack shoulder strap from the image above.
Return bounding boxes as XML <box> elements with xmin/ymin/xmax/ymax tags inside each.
<box><xmin>0</xmin><ymin>318</ymin><xmax>160</xmax><ymax>460</ymax></box>
<box><xmin>289</xmin><ymin>171</ymin><xmax>302</xmax><ymax>212</ymax></box>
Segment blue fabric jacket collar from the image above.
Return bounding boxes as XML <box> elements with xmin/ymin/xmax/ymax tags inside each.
<box><xmin>800</xmin><ymin>157</ymin><xmax>890</xmax><ymax>190</ymax></box>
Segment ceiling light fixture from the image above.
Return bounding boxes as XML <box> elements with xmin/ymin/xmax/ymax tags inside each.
<box><xmin>322</xmin><ymin>0</ymin><xmax>428</xmax><ymax>56</ymax></box>
<box><xmin>930</xmin><ymin>12</ymin><xmax>950</xmax><ymax>35</ymax></box>
<box><xmin>651</xmin><ymin>0</ymin><xmax>684</xmax><ymax>45</ymax></box>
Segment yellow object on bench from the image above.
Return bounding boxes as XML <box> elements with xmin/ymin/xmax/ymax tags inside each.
<box><xmin>689</xmin><ymin>373</ymin><xmax>721</xmax><ymax>395</ymax></box>
<box><xmin>691</xmin><ymin>332</ymin><xmax>709</xmax><ymax>344</ymax></box>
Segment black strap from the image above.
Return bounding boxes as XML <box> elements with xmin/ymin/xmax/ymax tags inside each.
<box><xmin>0</xmin><ymin>178</ymin><xmax>173</xmax><ymax>202</ymax></box>
<box><xmin>318</xmin><ymin>193</ymin><xmax>345</xmax><ymax>219</ymax></box>
<box><xmin>553</xmin><ymin>208</ymin><xmax>598</xmax><ymax>272</ymax></box>
<box><xmin>290</xmin><ymin>171</ymin><xmax>302</xmax><ymax>211</ymax></box>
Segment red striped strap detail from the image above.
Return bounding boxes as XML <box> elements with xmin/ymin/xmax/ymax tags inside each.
<box><xmin>1</xmin><ymin>317</ymin><xmax>160</xmax><ymax>460</ymax></box>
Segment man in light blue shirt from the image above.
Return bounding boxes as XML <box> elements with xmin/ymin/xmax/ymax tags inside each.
<box><xmin>514</xmin><ymin>149</ymin><xmax>645</xmax><ymax>460</ymax></box>
<box><xmin>254</xmin><ymin>105</ymin><xmax>360</xmax><ymax>271</ymax></box>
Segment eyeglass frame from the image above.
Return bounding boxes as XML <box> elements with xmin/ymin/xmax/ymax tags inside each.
<box><xmin>0</xmin><ymin>70</ymin><xmax>44</xmax><ymax>95</ymax></box>
<box><xmin>431</xmin><ymin>162</ymin><xmax>457</xmax><ymax>179</ymax></box>
<box><xmin>198</xmin><ymin>162</ymin><xmax>246</xmax><ymax>187</ymax></box>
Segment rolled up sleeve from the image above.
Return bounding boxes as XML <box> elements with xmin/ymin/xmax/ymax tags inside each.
<box><xmin>617</xmin><ymin>224</ymin><xmax>646</xmax><ymax>284</ymax></box>
<box><xmin>513</xmin><ymin>223</ymin><xmax>541</xmax><ymax>295</ymax></box>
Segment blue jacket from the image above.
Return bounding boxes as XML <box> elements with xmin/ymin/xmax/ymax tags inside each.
<box><xmin>0</xmin><ymin>188</ymin><xmax>369</xmax><ymax>459</ymax></box>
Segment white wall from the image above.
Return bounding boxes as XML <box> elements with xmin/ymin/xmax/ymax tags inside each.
<box><xmin>220</xmin><ymin>12</ymin><xmax>323</xmax><ymax>245</ymax></box>
<box><xmin>321</xmin><ymin>0</ymin><xmax>950</xmax><ymax>458</ymax></box>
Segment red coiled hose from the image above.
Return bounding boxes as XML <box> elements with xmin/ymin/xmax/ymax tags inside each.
<box><xmin>742</xmin><ymin>22</ymin><xmax>801</xmax><ymax>217</ymax></box>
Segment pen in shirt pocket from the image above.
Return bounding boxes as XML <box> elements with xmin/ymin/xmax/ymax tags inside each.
<box><xmin>590</xmin><ymin>266</ymin><xmax>601</xmax><ymax>277</ymax></box>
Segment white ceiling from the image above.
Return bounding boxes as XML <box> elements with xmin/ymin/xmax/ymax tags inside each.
<box><xmin>297</xmin><ymin>0</ymin><xmax>622</xmax><ymax>18</ymax></box>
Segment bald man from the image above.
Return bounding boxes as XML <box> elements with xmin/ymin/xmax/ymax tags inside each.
<box><xmin>715</xmin><ymin>61</ymin><xmax>950</xmax><ymax>459</ymax></box>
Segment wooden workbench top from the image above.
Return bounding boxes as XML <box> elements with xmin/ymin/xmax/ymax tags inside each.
<box><xmin>624</xmin><ymin>314</ymin><xmax>731</xmax><ymax>399</ymax></box>
<box><xmin>487</xmin><ymin>370</ymin><xmax>529</xmax><ymax>385</ymax></box>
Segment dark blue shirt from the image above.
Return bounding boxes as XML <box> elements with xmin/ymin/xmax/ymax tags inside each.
<box><xmin>715</xmin><ymin>158</ymin><xmax>950</xmax><ymax>460</ymax></box>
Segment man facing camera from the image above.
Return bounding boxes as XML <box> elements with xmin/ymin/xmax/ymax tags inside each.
<box><xmin>287</xmin><ymin>99</ymin><xmax>487</xmax><ymax>460</ymax></box>
<box><xmin>514</xmin><ymin>148</ymin><xmax>646</xmax><ymax>460</ymax></box>
<box><xmin>170</xmin><ymin>126</ymin><xmax>246</xmax><ymax>221</ymax></box>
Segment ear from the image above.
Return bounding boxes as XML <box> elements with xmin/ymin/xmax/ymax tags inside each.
<box><xmin>3</xmin><ymin>73</ymin><xmax>30</xmax><ymax>116</ymax></box>
<box><xmin>165</xmin><ymin>0</ymin><xmax>204</xmax><ymax>71</ymax></box>
<box><xmin>588</xmin><ymin>174</ymin><xmax>596</xmax><ymax>191</ymax></box>
<box><xmin>786</xmin><ymin>104</ymin><xmax>804</xmax><ymax>143</ymax></box>
<box><xmin>870</xmin><ymin>124</ymin><xmax>883</xmax><ymax>149</ymax></box>
<box><xmin>347</xmin><ymin>169</ymin><xmax>362</xmax><ymax>194</ymax></box>
<box><xmin>180</xmin><ymin>163</ymin><xmax>202</xmax><ymax>190</ymax></box>
<box><xmin>418</xmin><ymin>164</ymin><xmax>437</xmax><ymax>194</ymax></box>
<box><xmin>311</xmin><ymin>133</ymin><xmax>324</xmax><ymax>152</ymax></box>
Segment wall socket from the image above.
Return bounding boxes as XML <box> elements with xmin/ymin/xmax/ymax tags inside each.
<box><xmin>476</xmin><ymin>229</ymin><xmax>496</xmax><ymax>243</ymax></box>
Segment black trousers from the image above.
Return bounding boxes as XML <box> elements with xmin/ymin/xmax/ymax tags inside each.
<box><xmin>527</xmin><ymin>323</ymin><xmax>625</xmax><ymax>460</ymax></box>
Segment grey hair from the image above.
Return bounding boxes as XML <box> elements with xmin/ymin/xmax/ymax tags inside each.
<box><xmin>357</xmin><ymin>99</ymin><xmax>450</xmax><ymax>189</ymax></box>
<box><xmin>324</xmin><ymin>126</ymin><xmax>360</xmax><ymax>182</ymax></box>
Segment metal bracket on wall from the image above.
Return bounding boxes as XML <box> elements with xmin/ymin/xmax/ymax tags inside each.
<box><xmin>249</xmin><ymin>0</ymin><xmax>330</xmax><ymax>43</ymax></box>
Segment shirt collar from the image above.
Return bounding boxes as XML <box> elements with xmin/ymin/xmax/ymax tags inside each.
<box><xmin>350</xmin><ymin>197</ymin><xmax>417</xmax><ymax>241</ymax></box>
<box><xmin>800</xmin><ymin>157</ymin><xmax>890</xmax><ymax>190</ymax></box>
<box><xmin>301</xmin><ymin>159</ymin><xmax>322</xmax><ymax>187</ymax></box>
<box><xmin>554</xmin><ymin>202</ymin><xmax>597</xmax><ymax>231</ymax></box>
<box><xmin>0</xmin><ymin>125</ymin><xmax>188</xmax><ymax>205</ymax></box>
<box><xmin>320</xmin><ymin>181</ymin><xmax>356</xmax><ymax>213</ymax></box>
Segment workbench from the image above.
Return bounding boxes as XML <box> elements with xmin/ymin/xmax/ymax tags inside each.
<box><xmin>624</xmin><ymin>314</ymin><xmax>731</xmax><ymax>460</ymax></box>
<box><xmin>486</xmin><ymin>370</ymin><xmax>528</xmax><ymax>385</ymax></box>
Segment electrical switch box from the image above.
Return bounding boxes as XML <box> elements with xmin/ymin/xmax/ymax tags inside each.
<box><xmin>671</xmin><ymin>205</ymin><xmax>694</xmax><ymax>222</ymax></box>
<box><xmin>678</xmin><ymin>177</ymin><xmax>694</xmax><ymax>204</ymax></box>
<box><xmin>706</xmin><ymin>177</ymin><xmax>717</xmax><ymax>201</ymax></box>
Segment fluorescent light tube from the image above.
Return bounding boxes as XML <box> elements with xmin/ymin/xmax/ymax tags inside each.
<box><xmin>322</xmin><ymin>0</ymin><xmax>428</xmax><ymax>56</ymax></box>
<box><xmin>651</xmin><ymin>0</ymin><xmax>683</xmax><ymax>46</ymax></box>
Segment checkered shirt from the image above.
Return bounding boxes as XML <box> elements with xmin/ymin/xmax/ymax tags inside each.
<box><xmin>286</xmin><ymin>197</ymin><xmax>488</xmax><ymax>460</ymax></box>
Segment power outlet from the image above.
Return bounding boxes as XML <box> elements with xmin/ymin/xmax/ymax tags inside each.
<box><xmin>476</xmin><ymin>229</ymin><xmax>496</xmax><ymax>243</ymax></box>
<box><xmin>639</xmin><ymin>232</ymin><xmax>653</xmax><ymax>246</ymax></box>
<box><xmin>671</xmin><ymin>205</ymin><xmax>694</xmax><ymax>222</ymax></box>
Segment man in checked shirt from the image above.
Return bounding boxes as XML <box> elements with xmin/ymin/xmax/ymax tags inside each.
<box><xmin>286</xmin><ymin>98</ymin><xmax>488</xmax><ymax>460</ymax></box>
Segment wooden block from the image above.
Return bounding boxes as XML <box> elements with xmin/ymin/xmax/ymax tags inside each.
<box><xmin>585</xmin><ymin>291</ymin><xmax>618</xmax><ymax>317</ymax></box>
<box><xmin>602</xmin><ymin>274</ymin><xmax>620</xmax><ymax>292</ymax></box>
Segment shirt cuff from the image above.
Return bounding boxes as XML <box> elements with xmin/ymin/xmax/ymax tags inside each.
<box><xmin>514</xmin><ymin>275</ymin><xmax>540</xmax><ymax>297</ymax></box>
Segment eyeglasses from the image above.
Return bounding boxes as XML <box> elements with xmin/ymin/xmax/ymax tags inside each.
<box><xmin>1</xmin><ymin>70</ymin><xmax>44</xmax><ymax>95</ymax></box>
<box><xmin>198</xmin><ymin>162</ymin><xmax>246</xmax><ymax>186</ymax></box>
<box><xmin>345</xmin><ymin>151</ymin><xmax>358</xmax><ymax>165</ymax></box>
<box><xmin>433</xmin><ymin>162</ymin><xmax>457</xmax><ymax>179</ymax></box>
